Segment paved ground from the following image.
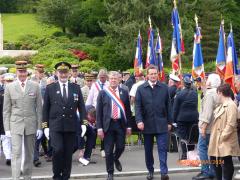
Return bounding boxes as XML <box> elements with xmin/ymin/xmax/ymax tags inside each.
<box><xmin>95</xmin><ymin>172</ymin><xmax>197</xmax><ymax>180</ymax></box>
<box><xmin>0</xmin><ymin>145</ymin><xmax>239</xmax><ymax>179</ymax></box>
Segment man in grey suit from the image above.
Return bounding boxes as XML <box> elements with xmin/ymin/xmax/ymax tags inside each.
<box><xmin>3</xmin><ymin>61</ymin><xmax>43</xmax><ymax>180</ymax></box>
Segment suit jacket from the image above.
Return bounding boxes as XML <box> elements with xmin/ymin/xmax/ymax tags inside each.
<box><xmin>135</xmin><ymin>81</ymin><xmax>172</xmax><ymax>134</ymax></box>
<box><xmin>42</xmin><ymin>82</ymin><xmax>86</xmax><ymax>132</ymax></box>
<box><xmin>3</xmin><ymin>80</ymin><xmax>43</xmax><ymax>135</ymax></box>
<box><xmin>96</xmin><ymin>87</ymin><xmax>131</xmax><ymax>132</ymax></box>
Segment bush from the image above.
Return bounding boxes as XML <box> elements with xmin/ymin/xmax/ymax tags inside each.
<box><xmin>98</xmin><ymin>40</ymin><xmax>131</xmax><ymax>70</ymax></box>
<box><xmin>79</xmin><ymin>60</ymin><xmax>100</xmax><ymax>73</ymax></box>
<box><xmin>31</xmin><ymin>47</ymin><xmax>79</xmax><ymax>71</ymax></box>
<box><xmin>0</xmin><ymin>56</ymin><xmax>15</xmax><ymax>64</ymax></box>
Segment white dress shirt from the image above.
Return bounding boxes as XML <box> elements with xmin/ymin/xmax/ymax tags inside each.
<box><xmin>148</xmin><ymin>80</ymin><xmax>157</xmax><ymax>89</ymax></box>
<box><xmin>59</xmin><ymin>81</ymin><xmax>68</xmax><ymax>98</ymax></box>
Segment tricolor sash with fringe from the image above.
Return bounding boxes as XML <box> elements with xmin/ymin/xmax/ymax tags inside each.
<box><xmin>103</xmin><ymin>87</ymin><xmax>127</xmax><ymax>122</ymax></box>
<box><xmin>94</xmin><ymin>81</ymin><xmax>103</xmax><ymax>91</ymax></box>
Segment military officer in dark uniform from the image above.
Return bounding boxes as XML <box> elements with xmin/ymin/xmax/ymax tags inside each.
<box><xmin>42</xmin><ymin>61</ymin><xmax>86</xmax><ymax>180</ymax></box>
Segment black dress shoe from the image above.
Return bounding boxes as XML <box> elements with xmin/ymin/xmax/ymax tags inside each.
<box><xmin>146</xmin><ymin>172</ymin><xmax>154</xmax><ymax>180</ymax></box>
<box><xmin>161</xmin><ymin>174</ymin><xmax>169</xmax><ymax>180</ymax></box>
<box><xmin>33</xmin><ymin>160</ymin><xmax>41</xmax><ymax>167</ymax></box>
<box><xmin>114</xmin><ymin>159</ymin><xmax>122</xmax><ymax>172</ymax></box>
<box><xmin>192</xmin><ymin>173</ymin><xmax>213</xmax><ymax>180</ymax></box>
<box><xmin>107</xmin><ymin>173</ymin><xmax>113</xmax><ymax>180</ymax></box>
<box><xmin>6</xmin><ymin>159</ymin><xmax>11</xmax><ymax>166</ymax></box>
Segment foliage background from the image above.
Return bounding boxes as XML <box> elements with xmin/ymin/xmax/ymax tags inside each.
<box><xmin>1</xmin><ymin>0</ymin><xmax>240</xmax><ymax>73</ymax></box>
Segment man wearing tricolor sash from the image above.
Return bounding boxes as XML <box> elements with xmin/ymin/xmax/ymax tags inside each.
<box><xmin>96</xmin><ymin>71</ymin><xmax>131</xmax><ymax>180</ymax></box>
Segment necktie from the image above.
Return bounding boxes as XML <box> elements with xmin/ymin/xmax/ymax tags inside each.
<box><xmin>101</xmin><ymin>83</ymin><xmax>104</xmax><ymax>90</ymax></box>
<box><xmin>21</xmin><ymin>82</ymin><xmax>25</xmax><ymax>88</ymax></box>
<box><xmin>75</xmin><ymin>78</ymin><xmax>77</xmax><ymax>83</ymax></box>
<box><xmin>112</xmin><ymin>90</ymin><xmax>118</xmax><ymax>120</ymax></box>
<box><xmin>63</xmin><ymin>84</ymin><xmax>68</xmax><ymax>103</ymax></box>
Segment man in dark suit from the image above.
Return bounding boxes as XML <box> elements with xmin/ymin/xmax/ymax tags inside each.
<box><xmin>42</xmin><ymin>61</ymin><xmax>86</xmax><ymax>180</ymax></box>
<box><xmin>96</xmin><ymin>71</ymin><xmax>131</xmax><ymax>180</ymax></box>
<box><xmin>135</xmin><ymin>65</ymin><xmax>172</xmax><ymax>180</ymax></box>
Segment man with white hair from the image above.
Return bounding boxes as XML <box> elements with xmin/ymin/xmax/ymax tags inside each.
<box><xmin>192</xmin><ymin>73</ymin><xmax>221</xmax><ymax>180</ymax></box>
<box><xmin>96</xmin><ymin>71</ymin><xmax>131</xmax><ymax>180</ymax></box>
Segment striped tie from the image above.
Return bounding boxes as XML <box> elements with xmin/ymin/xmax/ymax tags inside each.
<box><xmin>112</xmin><ymin>90</ymin><xmax>118</xmax><ymax>120</ymax></box>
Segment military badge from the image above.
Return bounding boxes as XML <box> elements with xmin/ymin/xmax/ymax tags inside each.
<box><xmin>73</xmin><ymin>93</ymin><xmax>78</xmax><ymax>101</ymax></box>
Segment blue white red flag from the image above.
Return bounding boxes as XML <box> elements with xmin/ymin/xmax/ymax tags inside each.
<box><xmin>134</xmin><ymin>31</ymin><xmax>143</xmax><ymax>76</ymax></box>
<box><xmin>146</xmin><ymin>17</ymin><xmax>156</xmax><ymax>68</ymax></box>
<box><xmin>216</xmin><ymin>20</ymin><xmax>226</xmax><ymax>79</ymax></box>
<box><xmin>155</xmin><ymin>31</ymin><xmax>165</xmax><ymax>82</ymax></box>
<box><xmin>225</xmin><ymin>26</ymin><xmax>238</xmax><ymax>93</ymax></box>
<box><xmin>170</xmin><ymin>6</ymin><xmax>185</xmax><ymax>74</ymax></box>
<box><xmin>192</xmin><ymin>21</ymin><xmax>205</xmax><ymax>80</ymax></box>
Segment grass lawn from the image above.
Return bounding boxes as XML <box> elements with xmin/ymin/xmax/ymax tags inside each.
<box><xmin>2</xmin><ymin>14</ymin><xmax>59</xmax><ymax>42</ymax></box>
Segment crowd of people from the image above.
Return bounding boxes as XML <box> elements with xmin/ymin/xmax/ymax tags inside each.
<box><xmin>0</xmin><ymin>61</ymin><xmax>239</xmax><ymax>180</ymax></box>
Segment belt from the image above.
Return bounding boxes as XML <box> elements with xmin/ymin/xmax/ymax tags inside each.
<box><xmin>111</xmin><ymin>118</ymin><xmax>121</xmax><ymax>122</ymax></box>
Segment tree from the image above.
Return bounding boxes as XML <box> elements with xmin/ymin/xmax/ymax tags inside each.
<box><xmin>189</xmin><ymin>0</ymin><xmax>240</xmax><ymax>63</ymax></box>
<box><xmin>0</xmin><ymin>0</ymin><xmax>18</xmax><ymax>13</ymax></box>
<box><xmin>100</xmin><ymin>0</ymin><xmax>197</xmax><ymax>69</ymax></box>
<box><xmin>37</xmin><ymin>0</ymin><xmax>79</xmax><ymax>33</ymax></box>
<box><xmin>68</xmin><ymin>0</ymin><xmax>108</xmax><ymax>37</ymax></box>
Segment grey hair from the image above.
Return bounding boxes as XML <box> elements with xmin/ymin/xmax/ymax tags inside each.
<box><xmin>108</xmin><ymin>71</ymin><xmax>120</xmax><ymax>78</ymax></box>
<box><xmin>98</xmin><ymin>68</ymin><xmax>108</xmax><ymax>78</ymax></box>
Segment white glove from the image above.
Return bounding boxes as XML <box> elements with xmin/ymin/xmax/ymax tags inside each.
<box><xmin>44</xmin><ymin>128</ymin><xmax>50</xmax><ymax>140</ymax></box>
<box><xmin>5</xmin><ymin>131</ymin><xmax>11</xmax><ymax>138</ymax></box>
<box><xmin>36</xmin><ymin>129</ymin><xmax>43</xmax><ymax>140</ymax></box>
<box><xmin>81</xmin><ymin>125</ymin><xmax>87</xmax><ymax>137</ymax></box>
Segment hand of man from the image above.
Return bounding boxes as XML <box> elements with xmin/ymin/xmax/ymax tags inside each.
<box><xmin>97</xmin><ymin>129</ymin><xmax>104</xmax><ymax>140</ymax></box>
<box><xmin>5</xmin><ymin>131</ymin><xmax>11</xmax><ymax>138</ymax></box>
<box><xmin>126</xmin><ymin>128</ymin><xmax>132</xmax><ymax>137</ymax></box>
<box><xmin>200</xmin><ymin>128</ymin><xmax>206</xmax><ymax>139</ymax></box>
<box><xmin>137</xmin><ymin>122</ymin><xmax>144</xmax><ymax>131</ymax></box>
<box><xmin>44</xmin><ymin>128</ymin><xmax>50</xmax><ymax>140</ymax></box>
<box><xmin>36</xmin><ymin>129</ymin><xmax>43</xmax><ymax>140</ymax></box>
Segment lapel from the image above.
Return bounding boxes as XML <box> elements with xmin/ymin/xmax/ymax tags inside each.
<box><xmin>24</xmin><ymin>80</ymin><xmax>31</xmax><ymax>96</ymax></box>
<box><xmin>14</xmin><ymin>81</ymin><xmax>24</xmax><ymax>96</ymax></box>
<box><xmin>119</xmin><ymin>87</ymin><xmax>124</xmax><ymax>103</ymax></box>
<box><xmin>67</xmin><ymin>82</ymin><xmax>74</xmax><ymax>105</ymax></box>
<box><xmin>214</xmin><ymin>104</ymin><xmax>225</xmax><ymax>121</ymax></box>
<box><xmin>56</xmin><ymin>82</ymin><xmax>64</xmax><ymax>104</ymax></box>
